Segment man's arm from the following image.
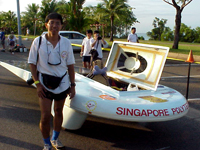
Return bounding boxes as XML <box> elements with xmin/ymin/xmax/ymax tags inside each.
<box><xmin>91</xmin><ymin>40</ymin><xmax>97</xmax><ymax>47</ymax></box>
<box><xmin>91</xmin><ymin>34</ymin><xmax>98</xmax><ymax>47</ymax></box>
<box><xmin>127</xmin><ymin>35</ymin><xmax>130</xmax><ymax>42</ymax></box>
<box><xmin>29</xmin><ymin>63</ymin><xmax>46</xmax><ymax>99</ymax></box>
<box><xmin>80</xmin><ymin>45</ymin><xmax>84</xmax><ymax>57</ymax></box>
<box><xmin>29</xmin><ymin>64</ymin><xmax>38</xmax><ymax>81</ymax></box>
<box><xmin>101</xmin><ymin>39</ymin><xmax>108</xmax><ymax>48</ymax></box>
<box><xmin>101</xmin><ymin>38</ymin><xmax>106</xmax><ymax>45</ymax></box>
<box><xmin>67</xmin><ymin>64</ymin><xmax>76</xmax><ymax>99</ymax></box>
<box><xmin>80</xmin><ymin>38</ymin><xmax>85</xmax><ymax>56</ymax></box>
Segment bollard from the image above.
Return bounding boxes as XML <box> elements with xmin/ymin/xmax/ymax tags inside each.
<box><xmin>185</xmin><ymin>50</ymin><xmax>195</xmax><ymax>100</ymax></box>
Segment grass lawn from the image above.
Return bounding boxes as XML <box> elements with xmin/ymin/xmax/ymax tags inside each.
<box><xmin>16</xmin><ymin>35</ymin><xmax>200</xmax><ymax>56</ymax></box>
<box><xmin>105</xmin><ymin>38</ymin><xmax>200</xmax><ymax>56</ymax></box>
<box><xmin>21</xmin><ymin>35</ymin><xmax>37</xmax><ymax>39</ymax></box>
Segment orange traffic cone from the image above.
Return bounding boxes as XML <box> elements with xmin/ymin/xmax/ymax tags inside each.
<box><xmin>186</xmin><ymin>50</ymin><xmax>195</xmax><ymax>63</ymax></box>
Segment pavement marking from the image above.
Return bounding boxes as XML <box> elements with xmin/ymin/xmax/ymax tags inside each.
<box><xmin>161</xmin><ymin>75</ymin><xmax>200</xmax><ymax>79</ymax></box>
<box><xmin>188</xmin><ymin>98</ymin><xmax>200</xmax><ymax>101</ymax></box>
<box><xmin>76</xmin><ymin>58</ymin><xmax>83</xmax><ymax>61</ymax></box>
<box><xmin>156</xmin><ymin>146</ymin><xmax>171</xmax><ymax>150</ymax></box>
<box><xmin>165</xmin><ymin>63</ymin><xmax>200</xmax><ymax>67</ymax></box>
<box><xmin>167</xmin><ymin>57</ymin><xmax>200</xmax><ymax>64</ymax></box>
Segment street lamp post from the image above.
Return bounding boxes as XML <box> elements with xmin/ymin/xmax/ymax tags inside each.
<box><xmin>16</xmin><ymin>0</ymin><xmax>22</xmax><ymax>46</ymax></box>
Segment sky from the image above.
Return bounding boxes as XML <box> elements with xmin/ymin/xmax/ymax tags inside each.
<box><xmin>0</xmin><ymin>0</ymin><xmax>199</xmax><ymax>33</ymax></box>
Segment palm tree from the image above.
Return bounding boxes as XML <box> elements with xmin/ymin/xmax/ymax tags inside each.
<box><xmin>39</xmin><ymin>0</ymin><xmax>58</xmax><ymax>25</ymax></box>
<box><xmin>0</xmin><ymin>12</ymin><xmax>7</xmax><ymax>31</ymax></box>
<box><xmin>57</xmin><ymin>0</ymin><xmax>71</xmax><ymax>30</ymax></box>
<box><xmin>4</xmin><ymin>11</ymin><xmax>17</xmax><ymax>33</ymax></box>
<box><xmin>23</xmin><ymin>3</ymin><xmax>40</xmax><ymax>35</ymax></box>
<box><xmin>68</xmin><ymin>0</ymin><xmax>86</xmax><ymax>31</ymax></box>
<box><xmin>99</xmin><ymin>0</ymin><xmax>129</xmax><ymax>41</ymax></box>
<box><xmin>84</xmin><ymin>4</ymin><xmax>107</xmax><ymax>28</ymax></box>
<box><xmin>122</xmin><ymin>7</ymin><xmax>137</xmax><ymax>37</ymax></box>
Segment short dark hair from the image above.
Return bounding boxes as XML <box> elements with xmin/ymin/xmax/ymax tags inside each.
<box><xmin>94</xmin><ymin>30</ymin><xmax>100</xmax><ymax>34</ymax></box>
<box><xmin>45</xmin><ymin>12</ymin><xmax>63</xmax><ymax>24</ymax></box>
<box><xmin>131</xmin><ymin>27</ymin><xmax>136</xmax><ymax>30</ymax></box>
<box><xmin>87</xmin><ymin>30</ymin><xmax>93</xmax><ymax>34</ymax></box>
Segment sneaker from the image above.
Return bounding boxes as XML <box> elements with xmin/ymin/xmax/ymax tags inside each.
<box><xmin>51</xmin><ymin>139</ymin><xmax>64</xmax><ymax>149</ymax></box>
<box><xmin>43</xmin><ymin>144</ymin><xmax>52</xmax><ymax>150</ymax></box>
<box><xmin>1</xmin><ymin>49</ymin><xmax>5</xmax><ymax>52</ymax></box>
<box><xmin>12</xmin><ymin>52</ymin><xmax>14</xmax><ymax>54</ymax></box>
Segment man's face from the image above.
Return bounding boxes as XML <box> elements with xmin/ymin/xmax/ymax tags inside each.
<box><xmin>94</xmin><ymin>33</ymin><xmax>97</xmax><ymax>38</ymax></box>
<box><xmin>131</xmin><ymin>29</ymin><xmax>136</xmax><ymax>34</ymax></box>
<box><xmin>87</xmin><ymin>33</ymin><xmax>92</xmax><ymax>38</ymax></box>
<box><xmin>45</xmin><ymin>19</ymin><xmax>62</xmax><ymax>35</ymax></box>
<box><xmin>94</xmin><ymin>33</ymin><xmax>100</xmax><ymax>37</ymax></box>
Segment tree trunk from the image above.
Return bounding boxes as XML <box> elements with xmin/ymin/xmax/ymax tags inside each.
<box><xmin>110</xmin><ymin>15</ymin><xmax>114</xmax><ymax>42</ymax></box>
<box><xmin>34</xmin><ymin>21</ymin><xmax>36</xmax><ymax>36</ymax></box>
<box><xmin>173</xmin><ymin>9</ymin><xmax>182</xmax><ymax>49</ymax></box>
<box><xmin>125</xmin><ymin>24</ymin><xmax>128</xmax><ymax>37</ymax></box>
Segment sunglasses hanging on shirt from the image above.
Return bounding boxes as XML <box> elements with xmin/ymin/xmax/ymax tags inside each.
<box><xmin>47</xmin><ymin>40</ymin><xmax>61</xmax><ymax>66</ymax></box>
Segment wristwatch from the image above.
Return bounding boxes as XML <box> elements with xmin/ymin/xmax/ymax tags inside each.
<box><xmin>71</xmin><ymin>83</ymin><xmax>76</xmax><ymax>86</ymax></box>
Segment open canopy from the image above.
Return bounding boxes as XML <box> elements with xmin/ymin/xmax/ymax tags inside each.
<box><xmin>105</xmin><ymin>41</ymin><xmax>169</xmax><ymax>91</ymax></box>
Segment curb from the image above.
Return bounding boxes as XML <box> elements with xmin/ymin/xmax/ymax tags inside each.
<box><xmin>7</xmin><ymin>39</ymin><xmax>200</xmax><ymax>64</ymax></box>
<box><xmin>168</xmin><ymin>52</ymin><xmax>200</xmax><ymax>64</ymax></box>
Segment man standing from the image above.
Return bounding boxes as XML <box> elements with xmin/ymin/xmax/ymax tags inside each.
<box><xmin>28</xmin><ymin>12</ymin><xmax>76</xmax><ymax>150</ymax></box>
<box><xmin>90</xmin><ymin>30</ymin><xmax>108</xmax><ymax>60</ymax></box>
<box><xmin>127</xmin><ymin>27</ymin><xmax>139</xmax><ymax>43</ymax></box>
<box><xmin>80</xmin><ymin>30</ymin><xmax>93</xmax><ymax>69</ymax></box>
<box><xmin>0</xmin><ymin>28</ymin><xmax>6</xmax><ymax>52</ymax></box>
<box><xmin>26</xmin><ymin>27</ymin><xmax>30</xmax><ymax>36</ymax></box>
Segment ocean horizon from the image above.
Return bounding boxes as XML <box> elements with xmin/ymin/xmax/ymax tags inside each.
<box><xmin>137</xmin><ymin>33</ymin><xmax>150</xmax><ymax>40</ymax></box>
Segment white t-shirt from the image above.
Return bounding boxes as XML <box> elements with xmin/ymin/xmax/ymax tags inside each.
<box><xmin>90</xmin><ymin>39</ymin><xmax>108</xmax><ymax>59</ymax></box>
<box><xmin>28</xmin><ymin>34</ymin><xmax>75</xmax><ymax>94</ymax></box>
<box><xmin>8</xmin><ymin>34</ymin><xmax>16</xmax><ymax>41</ymax></box>
<box><xmin>127</xmin><ymin>33</ymin><xmax>138</xmax><ymax>43</ymax></box>
<box><xmin>82</xmin><ymin>37</ymin><xmax>93</xmax><ymax>56</ymax></box>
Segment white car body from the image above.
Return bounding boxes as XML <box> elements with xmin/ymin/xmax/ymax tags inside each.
<box><xmin>42</xmin><ymin>31</ymin><xmax>85</xmax><ymax>50</ymax></box>
<box><xmin>0</xmin><ymin>41</ymin><xmax>189</xmax><ymax>130</ymax></box>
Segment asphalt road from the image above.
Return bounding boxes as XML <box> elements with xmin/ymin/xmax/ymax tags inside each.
<box><xmin>161</xmin><ymin>59</ymin><xmax>200</xmax><ymax>99</ymax></box>
<box><xmin>0</xmin><ymin>46</ymin><xmax>200</xmax><ymax>150</ymax></box>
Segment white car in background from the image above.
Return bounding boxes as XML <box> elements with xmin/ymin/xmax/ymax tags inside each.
<box><xmin>42</xmin><ymin>31</ymin><xmax>86</xmax><ymax>50</ymax></box>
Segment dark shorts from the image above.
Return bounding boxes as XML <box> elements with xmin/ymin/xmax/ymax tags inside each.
<box><xmin>44</xmin><ymin>88</ymin><xmax>70</xmax><ymax>101</ymax></box>
<box><xmin>82</xmin><ymin>56</ymin><xmax>91</xmax><ymax>63</ymax></box>
<box><xmin>9</xmin><ymin>41</ymin><xmax>15</xmax><ymax>46</ymax></box>
<box><xmin>1</xmin><ymin>40</ymin><xmax>5</xmax><ymax>45</ymax></box>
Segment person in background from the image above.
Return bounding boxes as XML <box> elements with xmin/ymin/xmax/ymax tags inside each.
<box><xmin>8</xmin><ymin>31</ymin><xmax>17</xmax><ymax>54</ymax></box>
<box><xmin>80</xmin><ymin>30</ymin><xmax>93</xmax><ymax>69</ymax></box>
<box><xmin>26</xmin><ymin>27</ymin><xmax>30</xmax><ymax>36</ymax></box>
<box><xmin>28</xmin><ymin>12</ymin><xmax>76</xmax><ymax>150</ymax></box>
<box><xmin>127</xmin><ymin>27</ymin><xmax>139</xmax><ymax>43</ymax></box>
<box><xmin>90</xmin><ymin>30</ymin><xmax>108</xmax><ymax>60</ymax></box>
<box><xmin>0</xmin><ymin>28</ymin><xmax>6</xmax><ymax>52</ymax></box>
